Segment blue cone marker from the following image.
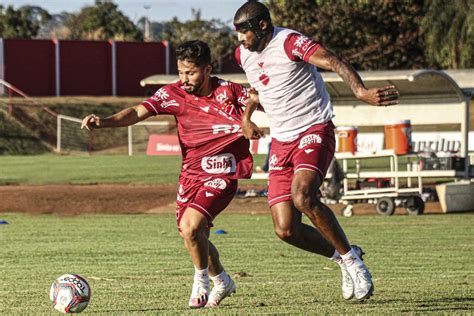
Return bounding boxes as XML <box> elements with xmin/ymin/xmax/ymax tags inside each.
<box><xmin>214</xmin><ymin>229</ymin><xmax>227</xmax><ymax>235</ymax></box>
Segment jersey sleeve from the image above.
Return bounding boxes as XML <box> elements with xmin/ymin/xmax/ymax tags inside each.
<box><xmin>229</xmin><ymin>82</ymin><xmax>266</xmax><ymax>112</ymax></box>
<box><xmin>284</xmin><ymin>33</ymin><xmax>320</xmax><ymax>62</ymax></box>
<box><xmin>228</xmin><ymin>81</ymin><xmax>249</xmax><ymax>108</ymax></box>
<box><xmin>141</xmin><ymin>85</ymin><xmax>180</xmax><ymax>115</ymax></box>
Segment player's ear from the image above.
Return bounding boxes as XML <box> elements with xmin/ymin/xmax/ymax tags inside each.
<box><xmin>204</xmin><ymin>64</ymin><xmax>212</xmax><ymax>75</ymax></box>
<box><xmin>259</xmin><ymin>20</ymin><xmax>269</xmax><ymax>31</ymax></box>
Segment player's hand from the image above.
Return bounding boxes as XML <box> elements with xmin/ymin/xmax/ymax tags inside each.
<box><xmin>81</xmin><ymin>114</ymin><xmax>101</xmax><ymax>131</ymax></box>
<box><xmin>356</xmin><ymin>85</ymin><xmax>399</xmax><ymax>106</ymax></box>
<box><xmin>242</xmin><ymin>118</ymin><xmax>264</xmax><ymax>140</ymax></box>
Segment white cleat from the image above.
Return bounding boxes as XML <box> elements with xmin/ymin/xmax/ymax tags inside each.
<box><xmin>343</xmin><ymin>246</ymin><xmax>374</xmax><ymax>301</ymax></box>
<box><xmin>205</xmin><ymin>277</ymin><xmax>236</xmax><ymax>307</ymax></box>
<box><xmin>338</xmin><ymin>245</ymin><xmax>364</xmax><ymax>300</ymax></box>
<box><xmin>188</xmin><ymin>282</ymin><xmax>209</xmax><ymax>309</ymax></box>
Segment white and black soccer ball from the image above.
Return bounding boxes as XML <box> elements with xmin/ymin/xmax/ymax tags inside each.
<box><xmin>50</xmin><ymin>274</ymin><xmax>91</xmax><ymax>313</ymax></box>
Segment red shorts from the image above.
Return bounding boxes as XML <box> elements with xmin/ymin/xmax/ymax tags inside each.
<box><xmin>267</xmin><ymin>121</ymin><xmax>335</xmax><ymax>208</ymax></box>
<box><xmin>176</xmin><ymin>176</ymin><xmax>237</xmax><ymax>229</ymax></box>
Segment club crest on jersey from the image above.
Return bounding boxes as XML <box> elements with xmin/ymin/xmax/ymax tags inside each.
<box><xmin>298</xmin><ymin>134</ymin><xmax>322</xmax><ymax>149</ymax></box>
<box><xmin>256</xmin><ymin>61</ymin><xmax>270</xmax><ymax>86</ymax></box>
<box><xmin>202</xmin><ymin>153</ymin><xmax>236</xmax><ymax>174</ymax></box>
<box><xmin>204</xmin><ymin>178</ymin><xmax>227</xmax><ymax>190</ymax></box>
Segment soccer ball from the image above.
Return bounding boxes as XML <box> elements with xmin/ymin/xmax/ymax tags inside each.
<box><xmin>50</xmin><ymin>274</ymin><xmax>91</xmax><ymax>313</ymax></box>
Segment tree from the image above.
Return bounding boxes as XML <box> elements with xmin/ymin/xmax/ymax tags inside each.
<box><xmin>0</xmin><ymin>5</ymin><xmax>51</xmax><ymax>39</ymax></box>
<box><xmin>36</xmin><ymin>12</ymin><xmax>74</xmax><ymax>39</ymax></box>
<box><xmin>66</xmin><ymin>0</ymin><xmax>142</xmax><ymax>41</ymax></box>
<box><xmin>266</xmin><ymin>0</ymin><xmax>427</xmax><ymax>70</ymax></box>
<box><xmin>162</xmin><ymin>9</ymin><xmax>236</xmax><ymax>72</ymax></box>
<box><xmin>421</xmin><ymin>0</ymin><xmax>474</xmax><ymax>69</ymax></box>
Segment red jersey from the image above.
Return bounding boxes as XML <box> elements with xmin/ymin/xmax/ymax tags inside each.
<box><xmin>141</xmin><ymin>76</ymin><xmax>252</xmax><ymax>179</ymax></box>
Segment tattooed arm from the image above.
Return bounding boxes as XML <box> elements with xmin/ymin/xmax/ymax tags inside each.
<box><xmin>308</xmin><ymin>46</ymin><xmax>399</xmax><ymax>106</ymax></box>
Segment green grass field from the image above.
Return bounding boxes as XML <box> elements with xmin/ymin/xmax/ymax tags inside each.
<box><xmin>1</xmin><ymin>212</ymin><xmax>472</xmax><ymax>314</ymax></box>
<box><xmin>0</xmin><ymin>154</ymin><xmax>421</xmax><ymax>185</ymax></box>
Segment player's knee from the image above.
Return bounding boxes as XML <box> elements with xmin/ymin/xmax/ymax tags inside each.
<box><xmin>292</xmin><ymin>190</ymin><xmax>314</xmax><ymax>212</ymax></box>
<box><xmin>179</xmin><ymin>221</ymin><xmax>203</xmax><ymax>241</ymax></box>
<box><xmin>274</xmin><ymin>226</ymin><xmax>296</xmax><ymax>242</ymax></box>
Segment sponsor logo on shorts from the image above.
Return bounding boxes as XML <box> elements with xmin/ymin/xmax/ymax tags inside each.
<box><xmin>204</xmin><ymin>178</ymin><xmax>227</xmax><ymax>190</ymax></box>
<box><xmin>202</xmin><ymin>153</ymin><xmax>236</xmax><ymax>174</ymax></box>
<box><xmin>177</xmin><ymin>184</ymin><xmax>188</xmax><ymax>203</ymax></box>
<box><xmin>177</xmin><ymin>195</ymin><xmax>188</xmax><ymax>203</ymax></box>
<box><xmin>304</xmin><ymin>148</ymin><xmax>314</xmax><ymax>154</ymax></box>
<box><xmin>298</xmin><ymin>134</ymin><xmax>322</xmax><ymax>149</ymax></box>
<box><xmin>205</xmin><ymin>191</ymin><xmax>214</xmax><ymax>197</ymax></box>
<box><xmin>269</xmin><ymin>154</ymin><xmax>283</xmax><ymax>171</ymax></box>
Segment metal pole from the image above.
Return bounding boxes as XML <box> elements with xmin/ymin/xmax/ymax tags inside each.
<box><xmin>54</xmin><ymin>39</ymin><xmax>61</xmax><ymax>96</ymax></box>
<box><xmin>128</xmin><ymin>125</ymin><xmax>133</xmax><ymax>156</ymax></box>
<box><xmin>165</xmin><ymin>41</ymin><xmax>170</xmax><ymax>75</ymax></box>
<box><xmin>0</xmin><ymin>38</ymin><xmax>4</xmax><ymax>96</ymax></box>
<box><xmin>57</xmin><ymin>115</ymin><xmax>61</xmax><ymax>152</ymax></box>
<box><xmin>111</xmin><ymin>40</ymin><xmax>117</xmax><ymax>96</ymax></box>
<box><xmin>463</xmin><ymin>96</ymin><xmax>471</xmax><ymax>179</ymax></box>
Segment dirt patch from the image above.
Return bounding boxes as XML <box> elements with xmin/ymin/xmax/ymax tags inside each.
<box><xmin>0</xmin><ymin>183</ymin><xmax>444</xmax><ymax>216</ymax></box>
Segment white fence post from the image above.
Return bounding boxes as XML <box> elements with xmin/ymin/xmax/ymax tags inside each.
<box><xmin>128</xmin><ymin>125</ymin><xmax>133</xmax><ymax>156</ymax></box>
<box><xmin>54</xmin><ymin>39</ymin><xmax>61</xmax><ymax>96</ymax></box>
<box><xmin>57</xmin><ymin>115</ymin><xmax>61</xmax><ymax>152</ymax></box>
<box><xmin>111</xmin><ymin>40</ymin><xmax>117</xmax><ymax>96</ymax></box>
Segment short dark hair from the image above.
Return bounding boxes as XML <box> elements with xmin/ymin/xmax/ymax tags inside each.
<box><xmin>234</xmin><ymin>0</ymin><xmax>271</xmax><ymax>25</ymax></box>
<box><xmin>176</xmin><ymin>40</ymin><xmax>211</xmax><ymax>67</ymax></box>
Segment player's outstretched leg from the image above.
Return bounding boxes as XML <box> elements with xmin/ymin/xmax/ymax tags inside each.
<box><xmin>291</xmin><ymin>170</ymin><xmax>374</xmax><ymax>301</ymax></box>
<box><xmin>206</xmin><ymin>241</ymin><xmax>236</xmax><ymax>307</ymax></box>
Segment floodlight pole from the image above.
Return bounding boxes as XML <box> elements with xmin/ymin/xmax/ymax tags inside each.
<box><xmin>463</xmin><ymin>96</ymin><xmax>471</xmax><ymax>179</ymax></box>
<box><xmin>144</xmin><ymin>5</ymin><xmax>151</xmax><ymax>42</ymax></box>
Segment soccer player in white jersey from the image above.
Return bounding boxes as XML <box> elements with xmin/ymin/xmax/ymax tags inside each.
<box><xmin>233</xmin><ymin>1</ymin><xmax>399</xmax><ymax>301</ymax></box>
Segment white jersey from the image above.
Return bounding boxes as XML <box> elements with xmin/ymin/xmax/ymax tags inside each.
<box><xmin>236</xmin><ymin>27</ymin><xmax>333</xmax><ymax>142</ymax></box>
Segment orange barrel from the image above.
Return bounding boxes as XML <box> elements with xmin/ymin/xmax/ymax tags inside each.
<box><xmin>384</xmin><ymin>120</ymin><xmax>412</xmax><ymax>155</ymax></box>
<box><xmin>336</xmin><ymin>126</ymin><xmax>358</xmax><ymax>153</ymax></box>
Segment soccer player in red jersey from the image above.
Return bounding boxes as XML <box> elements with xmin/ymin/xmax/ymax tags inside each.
<box><xmin>233</xmin><ymin>1</ymin><xmax>399</xmax><ymax>301</ymax></box>
<box><xmin>82</xmin><ymin>40</ymin><xmax>257</xmax><ymax>308</ymax></box>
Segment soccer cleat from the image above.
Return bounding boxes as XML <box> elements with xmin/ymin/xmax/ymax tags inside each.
<box><xmin>205</xmin><ymin>276</ymin><xmax>236</xmax><ymax>307</ymax></box>
<box><xmin>343</xmin><ymin>247</ymin><xmax>374</xmax><ymax>301</ymax></box>
<box><xmin>337</xmin><ymin>245</ymin><xmax>364</xmax><ymax>300</ymax></box>
<box><xmin>188</xmin><ymin>282</ymin><xmax>209</xmax><ymax>309</ymax></box>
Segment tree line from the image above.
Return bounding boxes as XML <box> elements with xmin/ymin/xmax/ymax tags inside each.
<box><xmin>0</xmin><ymin>0</ymin><xmax>472</xmax><ymax>70</ymax></box>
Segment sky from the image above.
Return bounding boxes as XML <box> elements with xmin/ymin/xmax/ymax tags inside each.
<box><xmin>0</xmin><ymin>0</ymin><xmax>244</xmax><ymax>24</ymax></box>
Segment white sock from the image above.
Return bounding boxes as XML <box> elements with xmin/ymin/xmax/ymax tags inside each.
<box><xmin>210</xmin><ymin>270</ymin><xmax>230</xmax><ymax>286</ymax></box>
<box><xmin>329</xmin><ymin>249</ymin><xmax>342</xmax><ymax>263</ymax></box>
<box><xmin>194</xmin><ymin>266</ymin><xmax>209</xmax><ymax>284</ymax></box>
<box><xmin>341</xmin><ymin>249</ymin><xmax>363</xmax><ymax>268</ymax></box>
